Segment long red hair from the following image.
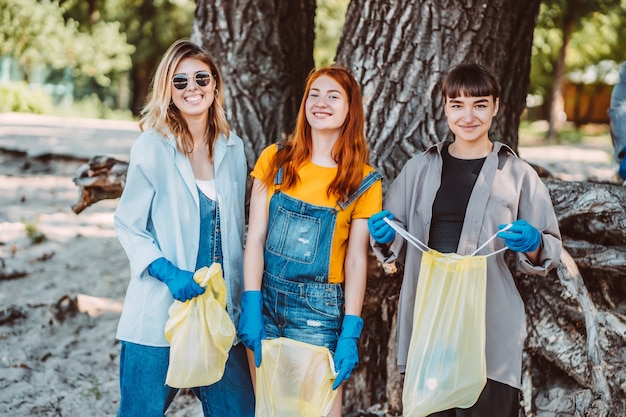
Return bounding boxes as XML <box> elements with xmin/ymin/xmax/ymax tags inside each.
<box><xmin>262</xmin><ymin>66</ymin><xmax>369</xmax><ymax>202</ymax></box>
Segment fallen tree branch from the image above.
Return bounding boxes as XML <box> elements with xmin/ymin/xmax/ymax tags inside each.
<box><xmin>71</xmin><ymin>155</ymin><xmax>128</xmax><ymax>214</ymax></box>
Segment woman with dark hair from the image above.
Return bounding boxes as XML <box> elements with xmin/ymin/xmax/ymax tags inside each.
<box><xmin>113</xmin><ymin>39</ymin><xmax>254</xmax><ymax>417</ymax></box>
<box><xmin>239</xmin><ymin>66</ymin><xmax>382</xmax><ymax>416</ymax></box>
<box><xmin>369</xmin><ymin>63</ymin><xmax>562</xmax><ymax>416</ymax></box>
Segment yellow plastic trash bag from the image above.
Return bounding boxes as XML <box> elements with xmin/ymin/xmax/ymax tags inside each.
<box><xmin>402</xmin><ymin>250</ymin><xmax>487</xmax><ymax>417</ymax></box>
<box><xmin>256</xmin><ymin>337</ymin><xmax>338</xmax><ymax>417</ymax></box>
<box><xmin>164</xmin><ymin>263</ymin><xmax>236</xmax><ymax>388</ymax></box>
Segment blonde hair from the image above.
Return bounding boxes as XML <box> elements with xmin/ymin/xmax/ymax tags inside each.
<box><xmin>139</xmin><ymin>39</ymin><xmax>229</xmax><ymax>159</ymax></box>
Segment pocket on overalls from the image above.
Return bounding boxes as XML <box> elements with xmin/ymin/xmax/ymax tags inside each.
<box><xmin>266</xmin><ymin>206</ymin><xmax>320</xmax><ymax>264</ymax></box>
<box><xmin>304</xmin><ymin>285</ymin><xmax>343</xmax><ymax>318</ymax></box>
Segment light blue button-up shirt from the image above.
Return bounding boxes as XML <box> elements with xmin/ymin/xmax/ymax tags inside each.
<box><xmin>114</xmin><ymin>128</ymin><xmax>247</xmax><ymax>346</ymax></box>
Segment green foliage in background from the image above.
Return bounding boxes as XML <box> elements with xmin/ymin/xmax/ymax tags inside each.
<box><xmin>0</xmin><ymin>0</ymin><xmax>134</xmax><ymax>85</ymax></box>
<box><xmin>519</xmin><ymin>120</ymin><xmax>611</xmax><ymax>145</ymax></box>
<box><xmin>0</xmin><ymin>0</ymin><xmax>74</xmax><ymax>71</ymax></box>
<box><xmin>0</xmin><ymin>82</ymin><xmax>52</xmax><ymax>114</ymax></box>
<box><xmin>50</xmin><ymin>93</ymin><xmax>135</xmax><ymax>120</ymax></box>
<box><xmin>61</xmin><ymin>0</ymin><xmax>196</xmax><ymax>114</ymax></box>
<box><xmin>530</xmin><ymin>0</ymin><xmax>625</xmax><ymax>98</ymax></box>
<box><xmin>100</xmin><ymin>0</ymin><xmax>196</xmax><ymax>67</ymax></box>
<box><xmin>314</xmin><ymin>0</ymin><xmax>350</xmax><ymax>67</ymax></box>
<box><xmin>61</xmin><ymin>0</ymin><xmax>195</xmax><ymax>81</ymax></box>
<box><xmin>1</xmin><ymin>0</ymin><xmax>194</xmax><ymax>117</ymax></box>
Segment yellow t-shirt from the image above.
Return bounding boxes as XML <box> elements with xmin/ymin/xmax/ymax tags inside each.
<box><xmin>251</xmin><ymin>144</ymin><xmax>382</xmax><ymax>283</ymax></box>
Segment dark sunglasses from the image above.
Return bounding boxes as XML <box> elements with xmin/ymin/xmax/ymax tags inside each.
<box><xmin>172</xmin><ymin>71</ymin><xmax>212</xmax><ymax>90</ymax></box>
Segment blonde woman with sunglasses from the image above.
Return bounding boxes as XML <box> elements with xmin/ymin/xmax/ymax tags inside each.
<box><xmin>113</xmin><ymin>39</ymin><xmax>254</xmax><ymax>417</ymax></box>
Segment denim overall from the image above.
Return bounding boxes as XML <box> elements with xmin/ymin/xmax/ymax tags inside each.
<box><xmin>195</xmin><ymin>188</ymin><xmax>223</xmax><ymax>270</ymax></box>
<box><xmin>262</xmin><ymin>167</ymin><xmax>382</xmax><ymax>353</ymax></box>
<box><xmin>183</xmin><ymin>188</ymin><xmax>254</xmax><ymax>417</ymax></box>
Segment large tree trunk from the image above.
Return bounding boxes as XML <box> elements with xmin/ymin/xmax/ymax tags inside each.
<box><xmin>334</xmin><ymin>0</ymin><xmax>540</xmax><ymax>180</ymax></box>
<box><xmin>191</xmin><ymin>0</ymin><xmax>316</xmax><ymax>167</ymax></box>
<box><xmin>516</xmin><ymin>177</ymin><xmax>626</xmax><ymax>415</ymax></box>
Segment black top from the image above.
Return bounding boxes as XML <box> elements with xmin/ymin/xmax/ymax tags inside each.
<box><xmin>428</xmin><ymin>143</ymin><xmax>486</xmax><ymax>253</ymax></box>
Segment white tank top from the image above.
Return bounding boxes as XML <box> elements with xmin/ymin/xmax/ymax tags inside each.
<box><xmin>195</xmin><ymin>178</ymin><xmax>216</xmax><ymax>200</ymax></box>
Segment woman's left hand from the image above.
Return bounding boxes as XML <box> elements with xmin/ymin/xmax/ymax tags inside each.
<box><xmin>497</xmin><ymin>219</ymin><xmax>541</xmax><ymax>253</ymax></box>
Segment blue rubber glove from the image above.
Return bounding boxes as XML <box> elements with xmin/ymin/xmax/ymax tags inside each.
<box><xmin>147</xmin><ymin>257</ymin><xmax>205</xmax><ymax>302</ymax></box>
<box><xmin>497</xmin><ymin>219</ymin><xmax>541</xmax><ymax>253</ymax></box>
<box><xmin>238</xmin><ymin>290</ymin><xmax>266</xmax><ymax>367</ymax></box>
<box><xmin>368</xmin><ymin>210</ymin><xmax>396</xmax><ymax>244</ymax></box>
<box><xmin>332</xmin><ymin>315</ymin><xmax>363</xmax><ymax>390</ymax></box>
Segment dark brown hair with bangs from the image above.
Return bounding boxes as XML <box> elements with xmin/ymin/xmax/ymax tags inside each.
<box><xmin>441</xmin><ymin>64</ymin><xmax>499</xmax><ymax>102</ymax></box>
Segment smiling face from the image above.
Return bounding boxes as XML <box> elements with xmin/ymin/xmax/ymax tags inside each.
<box><xmin>170</xmin><ymin>58</ymin><xmax>216</xmax><ymax>122</ymax></box>
<box><xmin>305</xmin><ymin>75</ymin><xmax>349</xmax><ymax>138</ymax></box>
<box><xmin>444</xmin><ymin>94</ymin><xmax>499</xmax><ymax>145</ymax></box>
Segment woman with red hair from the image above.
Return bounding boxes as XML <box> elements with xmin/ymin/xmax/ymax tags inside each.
<box><xmin>239</xmin><ymin>66</ymin><xmax>382</xmax><ymax>415</ymax></box>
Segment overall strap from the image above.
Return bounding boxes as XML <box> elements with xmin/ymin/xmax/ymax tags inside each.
<box><xmin>337</xmin><ymin>171</ymin><xmax>383</xmax><ymax>210</ymax></box>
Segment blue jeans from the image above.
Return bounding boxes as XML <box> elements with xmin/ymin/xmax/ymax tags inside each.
<box><xmin>117</xmin><ymin>341</ymin><xmax>254</xmax><ymax>417</ymax></box>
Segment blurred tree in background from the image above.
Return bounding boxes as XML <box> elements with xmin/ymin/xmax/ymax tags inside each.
<box><xmin>0</xmin><ymin>0</ymin><xmax>133</xmax><ymax>83</ymax></box>
<box><xmin>314</xmin><ymin>0</ymin><xmax>350</xmax><ymax>67</ymax></box>
<box><xmin>59</xmin><ymin>0</ymin><xmax>195</xmax><ymax>115</ymax></box>
<box><xmin>0</xmin><ymin>0</ymin><xmax>194</xmax><ymax>117</ymax></box>
<box><xmin>0</xmin><ymin>0</ymin><xmax>134</xmax><ymax>113</ymax></box>
<box><xmin>529</xmin><ymin>0</ymin><xmax>625</xmax><ymax>140</ymax></box>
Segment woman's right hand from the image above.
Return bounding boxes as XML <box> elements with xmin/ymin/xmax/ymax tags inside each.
<box><xmin>148</xmin><ymin>258</ymin><xmax>205</xmax><ymax>302</ymax></box>
<box><xmin>368</xmin><ymin>210</ymin><xmax>396</xmax><ymax>244</ymax></box>
<box><xmin>239</xmin><ymin>290</ymin><xmax>266</xmax><ymax>367</ymax></box>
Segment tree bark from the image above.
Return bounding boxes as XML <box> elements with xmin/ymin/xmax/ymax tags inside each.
<box><xmin>334</xmin><ymin>0</ymin><xmax>540</xmax><ymax>180</ymax></box>
<box><xmin>191</xmin><ymin>0</ymin><xmax>316</xmax><ymax>167</ymax></box>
